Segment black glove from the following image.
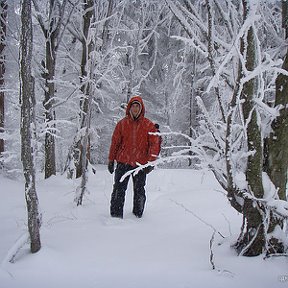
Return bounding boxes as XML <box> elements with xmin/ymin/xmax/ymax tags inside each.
<box><xmin>108</xmin><ymin>161</ymin><xmax>114</xmax><ymax>174</ymax></box>
<box><xmin>144</xmin><ymin>166</ymin><xmax>154</xmax><ymax>174</ymax></box>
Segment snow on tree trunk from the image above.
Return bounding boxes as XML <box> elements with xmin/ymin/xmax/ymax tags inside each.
<box><xmin>230</xmin><ymin>0</ymin><xmax>286</xmax><ymax>257</ymax></box>
<box><xmin>75</xmin><ymin>86</ymin><xmax>92</xmax><ymax>205</ymax></box>
<box><xmin>264</xmin><ymin>0</ymin><xmax>288</xmax><ymax>202</ymax></box>
<box><xmin>72</xmin><ymin>0</ymin><xmax>115</xmax><ymax>180</ymax></box>
<box><xmin>264</xmin><ymin>52</ymin><xmax>288</xmax><ymax>201</ymax></box>
<box><xmin>20</xmin><ymin>0</ymin><xmax>41</xmax><ymax>254</ymax></box>
<box><xmin>230</xmin><ymin>0</ymin><xmax>264</xmax><ymax>257</ymax></box>
<box><xmin>32</xmin><ymin>0</ymin><xmax>70</xmax><ymax>178</ymax></box>
<box><xmin>206</xmin><ymin>0</ymin><xmax>226</xmax><ymax>123</ymax></box>
<box><xmin>260</xmin><ymin>0</ymin><xmax>288</xmax><ymax>254</ymax></box>
<box><xmin>41</xmin><ymin>0</ymin><xmax>61</xmax><ymax>179</ymax></box>
<box><xmin>74</xmin><ymin>0</ymin><xmax>94</xmax><ymax>180</ymax></box>
<box><xmin>167</xmin><ymin>0</ymin><xmax>288</xmax><ymax>256</ymax></box>
<box><xmin>0</xmin><ymin>0</ymin><xmax>7</xmax><ymax>156</ymax></box>
<box><xmin>43</xmin><ymin>39</ymin><xmax>56</xmax><ymax>179</ymax></box>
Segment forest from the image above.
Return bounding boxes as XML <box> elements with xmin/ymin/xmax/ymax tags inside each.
<box><xmin>0</xmin><ymin>0</ymin><xmax>288</xmax><ymax>258</ymax></box>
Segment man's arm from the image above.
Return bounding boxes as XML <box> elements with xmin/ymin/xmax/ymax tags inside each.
<box><xmin>148</xmin><ymin>123</ymin><xmax>161</xmax><ymax>162</ymax></box>
<box><xmin>108</xmin><ymin>121</ymin><xmax>122</xmax><ymax>162</ymax></box>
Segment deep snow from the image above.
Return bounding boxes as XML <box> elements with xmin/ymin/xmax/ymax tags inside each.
<box><xmin>0</xmin><ymin>166</ymin><xmax>287</xmax><ymax>288</ymax></box>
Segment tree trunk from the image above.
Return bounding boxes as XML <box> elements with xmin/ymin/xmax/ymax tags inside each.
<box><xmin>75</xmin><ymin>88</ymin><xmax>92</xmax><ymax>205</ymax></box>
<box><xmin>42</xmin><ymin>0</ymin><xmax>60</xmax><ymax>179</ymax></box>
<box><xmin>74</xmin><ymin>0</ymin><xmax>94</xmax><ymax>179</ymax></box>
<box><xmin>264</xmin><ymin>52</ymin><xmax>288</xmax><ymax>201</ymax></box>
<box><xmin>235</xmin><ymin>200</ymin><xmax>265</xmax><ymax>256</ymax></box>
<box><xmin>188</xmin><ymin>67</ymin><xmax>195</xmax><ymax>167</ymax></box>
<box><xmin>100</xmin><ymin>0</ymin><xmax>114</xmax><ymax>53</ymax></box>
<box><xmin>33</xmin><ymin>0</ymin><xmax>69</xmax><ymax>178</ymax></box>
<box><xmin>234</xmin><ymin>0</ymin><xmax>265</xmax><ymax>256</ymax></box>
<box><xmin>43</xmin><ymin>38</ymin><xmax>56</xmax><ymax>178</ymax></box>
<box><xmin>0</xmin><ymin>0</ymin><xmax>7</xmax><ymax>155</ymax></box>
<box><xmin>264</xmin><ymin>0</ymin><xmax>288</xmax><ymax>201</ymax></box>
<box><xmin>282</xmin><ymin>0</ymin><xmax>288</xmax><ymax>38</ymax></box>
<box><xmin>260</xmin><ymin>0</ymin><xmax>288</xmax><ymax>254</ymax></box>
<box><xmin>185</xmin><ymin>48</ymin><xmax>197</xmax><ymax>167</ymax></box>
<box><xmin>206</xmin><ymin>0</ymin><xmax>226</xmax><ymax>123</ymax></box>
<box><xmin>20</xmin><ymin>0</ymin><xmax>41</xmax><ymax>254</ymax></box>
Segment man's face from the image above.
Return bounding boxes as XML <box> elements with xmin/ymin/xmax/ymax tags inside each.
<box><xmin>130</xmin><ymin>103</ymin><xmax>141</xmax><ymax>117</ymax></box>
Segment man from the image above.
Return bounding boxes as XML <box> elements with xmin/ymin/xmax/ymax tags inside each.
<box><xmin>108</xmin><ymin>96</ymin><xmax>161</xmax><ymax>218</ymax></box>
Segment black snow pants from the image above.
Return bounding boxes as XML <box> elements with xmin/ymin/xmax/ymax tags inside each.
<box><xmin>110</xmin><ymin>162</ymin><xmax>147</xmax><ymax>218</ymax></box>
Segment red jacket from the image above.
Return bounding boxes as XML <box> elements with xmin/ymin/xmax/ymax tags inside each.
<box><xmin>108</xmin><ymin>96</ymin><xmax>160</xmax><ymax>167</ymax></box>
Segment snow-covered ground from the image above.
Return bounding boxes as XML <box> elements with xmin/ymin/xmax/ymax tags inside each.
<box><xmin>0</xmin><ymin>166</ymin><xmax>287</xmax><ymax>288</ymax></box>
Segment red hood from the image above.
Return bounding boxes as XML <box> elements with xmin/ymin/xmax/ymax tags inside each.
<box><xmin>126</xmin><ymin>96</ymin><xmax>145</xmax><ymax>118</ymax></box>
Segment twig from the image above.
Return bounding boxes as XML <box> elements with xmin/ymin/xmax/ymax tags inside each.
<box><xmin>264</xmin><ymin>253</ymin><xmax>288</xmax><ymax>259</ymax></box>
<box><xmin>222</xmin><ymin>213</ymin><xmax>232</xmax><ymax>237</ymax></box>
<box><xmin>171</xmin><ymin>199</ymin><xmax>226</xmax><ymax>271</ymax></box>
<box><xmin>171</xmin><ymin>199</ymin><xmax>226</xmax><ymax>238</ymax></box>
<box><xmin>1</xmin><ymin>233</ymin><xmax>30</xmax><ymax>264</ymax></box>
<box><xmin>210</xmin><ymin>231</ymin><xmax>216</xmax><ymax>270</ymax></box>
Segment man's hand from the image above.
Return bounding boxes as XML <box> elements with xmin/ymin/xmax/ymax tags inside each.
<box><xmin>108</xmin><ymin>161</ymin><xmax>114</xmax><ymax>174</ymax></box>
<box><xmin>144</xmin><ymin>166</ymin><xmax>154</xmax><ymax>174</ymax></box>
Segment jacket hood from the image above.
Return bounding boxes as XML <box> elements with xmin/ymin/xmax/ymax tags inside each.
<box><xmin>126</xmin><ymin>96</ymin><xmax>145</xmax><ymax>119</ymax></box>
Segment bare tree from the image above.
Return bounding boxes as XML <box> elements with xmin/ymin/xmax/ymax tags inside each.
<box><xmin>264</xmin><ymin>0</ymin><xmax>288</xmax><ymax>202</ymax></box>
<box><xmin>74</xmin><ymin>0</ymin><xmax>116</xmax><ymax>204</ymax></box>
<box><xmin>74</xmin><ymin>0</ymin><xmax>95</xmax><ymax>180</ymax></box>
<box><xmin>73</xmin><ymin>0</ymin><xmax>95</xmax><ymax>204</ymax></box>
<box><xmin>231</xmin><ymin>0</ymin><xmax>265</xmax><ymax>256</ymax></box>
<box><xmin>20</xmin><ymin>0</ymin><xmax>41</xmax><ymax>253</ymax></box>
<box><xmin>64</xmin><ymin>0</ymin><xmax>116</xmax><ymax>182</ymax></box>
<box><xmin>32</xmin><ymin>0</ymin><xmax>78</xmax><ymax>178</ymax></box>
<box><xmin>162</xmin><ymin>0</ymin><xmax>288</xmax><ymax>256</ymax></box>
<box><xmin>0</xmin><ymin>0</ymin><xmax>7</xmax><ymax>156</ymax></box>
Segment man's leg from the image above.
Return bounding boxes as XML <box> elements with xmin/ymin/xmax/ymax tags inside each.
<box><xmin>110</xmin><ymin>163</ymin><xmax>131</xmax><ymax>218</ymax></box>
<box><xmin>132</xmin><ymin>170</ymin><xmax>147</xmax><ymax>218</ymax></box>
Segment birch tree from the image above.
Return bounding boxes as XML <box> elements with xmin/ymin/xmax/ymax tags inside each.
<box><xmin>20</xmin><ymin>0</ymin><xmax>41</xmax><ymax>254</ymax></box>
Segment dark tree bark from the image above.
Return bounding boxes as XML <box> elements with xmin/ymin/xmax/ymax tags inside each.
<box><xmin>282</xmin><ymin>0</ymin><xmax>288</xmax><ymax>38</ymax></box>
<box><xmin>165</xmin><ymin>0</ymin><xmax>287</xmax><ymax>257</ymax></box>
<box><xmin>43</xmin><ymin>36</ymin><xmax>57</xmax><ymax>179</ymax></box>
<box><xmin>0</xmin><ymin>0</ymin><xmax>7</xmax><ymax>156</ymax></box>
<box><xmin>232</xmin><ymin>0</ymin><xmax>265</xmax><ymax>257</ymax></box>
<box><xmin>205</xmin><ymin>0</ymin><xmax>226</xmax><ymax>123</ymax></box>
<box><xmin>264</xmin><ymin>52</ymin><xmax>288</xmax><ymax>201</ymax></box>
<box><xmin>42</xmin><ymin>0</ymin><xmax>65</xmax><ymax>179</ymax></box>
<box><xmin>264</xmin><ymin>0</ymin><xmax>288</xmax><ymax>201</ymax></box>
<box><xmin>73</xmin><ymin>0</ymin><xmax>114</xmax><ymax>180</ymax></box>
<box><xmin>74</xmin><ymin>0</ymin><xmax>94</xmax><ymax>179</ymax></box>
<box><xmin>33</xmin><ymin>0</ymin><xmax>68</xmax><ymax>178</ymax></box>
<box><xmin>20</xmin><ymin>0</ymin><xmax>41</xmax><ymax>254</ymax></box>
<box><xmin>259</xmin><ymin>0</ymin><xmax>288</xmax><ymax>254</ymax></box>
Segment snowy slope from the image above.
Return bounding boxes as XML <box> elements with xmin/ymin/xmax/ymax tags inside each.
<box><xmin>0</xmin><ymin>166</ymin><xmax>287</xmax><ymax>288</ymax></box>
